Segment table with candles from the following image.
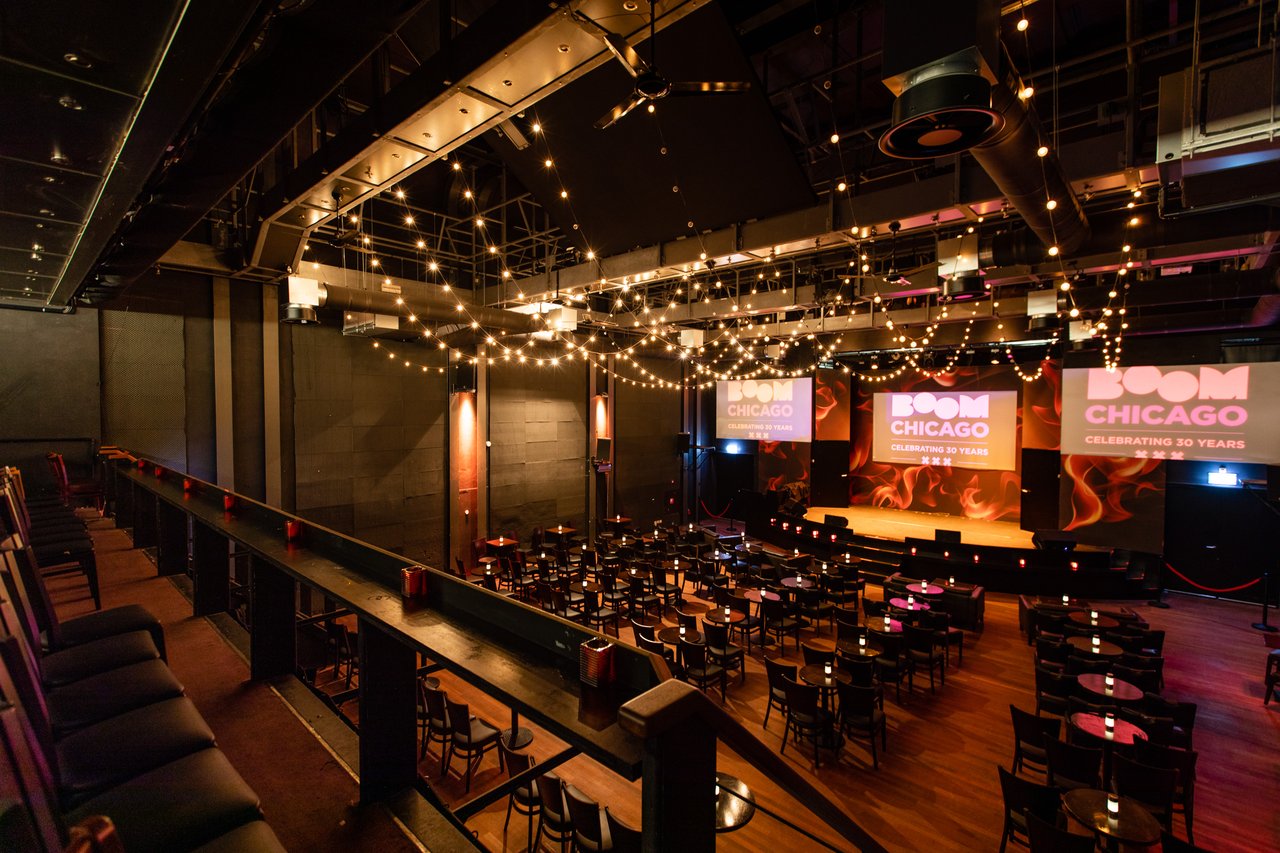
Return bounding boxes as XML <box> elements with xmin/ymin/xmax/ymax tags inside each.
<box><xmin>704</xmin><ymin>607</ymin><xmax>746</xmax><ymax>627</ymax></box>
<box><xmin>543</xmin><ymin>525</ymin><xmax>576</xmax><ymax>544</ymax></box>
<box><xmin>656</xmin><ymin>625</ymin><xmax>701</xmax><ymax>646</ymax></box>
<box><xmin>1076</xmin><ymin>672</ymin><xmax>1143</xmax><ymax>702</ymax></box>
<box><xmin>1068</xmin><ymin>610</ymin><xmax>1121</xmax><ymax>630</ymax></box>
<box><xmin>867</xmin><ymin>616</ymin><xmax>904</xmax><ymax>634</ymax></box>
<box><xmin>1062</xmin><ymin>789</ymin><xmax>1162</xmax><ymax>847</ymax></box>
<box><xmin>889</xmin><ymin>597</ymin><xmax>930</xmax><ymax>612</ymax></box>
<box><xmin>905</xmin><ymin>582</ymin><xmax>946</xmax><ymax>596</ymax></box>
<box><xmin>800</xmin><ymin>662</ymin><xmax>851</xmax><ymax>714</ymax></box>
<box><xmin>1066</xmin><ymin>635</ymin><xmax>1124</xmax><ymax>658</ymax></box>
<box><xmin>485</xmin><ymin>536</ymin><xmax>517</xmax><ymax>554</ymax></box>
<box><xmin>780</xmin><ymin>575</ymin><xmax>814</xmax><ymax>590</ymax></box>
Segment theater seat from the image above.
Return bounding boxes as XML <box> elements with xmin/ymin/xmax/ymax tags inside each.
<box><xmin>65</xmin><ymin>748</ymin><xmax>264</xmax><ymax>853</ymax></box>
<box><xmin>55</xmin><ymin>697</ymin><xmax>216</xmax><ymax>807</ymax></box>
<box><xmin>189</xmin><ymin>819</ymin><xmax>288</xmax><ymax>853</ymax></box>
<box><xmin>38</xmin><ymin>630</ymin><xmax>159</xmax><ymax>687</ymax></box>
<box><xmin>56</xmin><ymin>604</ymin><xmax>166</xmax><ymax>660</ymax></box>
<box><xmin>47</xmin><ymin>659</ymin><xmax>185</xmax><ymax>735</ymax></box>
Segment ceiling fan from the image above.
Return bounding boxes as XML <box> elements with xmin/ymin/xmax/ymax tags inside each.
<box><xmin>570</xmin><ymin>4</ymin><xmax>750</xmax><ymax>129</ymax></box>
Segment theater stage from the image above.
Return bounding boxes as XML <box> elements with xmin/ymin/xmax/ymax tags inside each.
<box><xmin>804</xmin><ymin>505</ymin><xmax>1036</xmax><ymax>549</ymax></box>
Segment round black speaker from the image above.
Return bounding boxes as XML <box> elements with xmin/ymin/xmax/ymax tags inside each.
<box><xmin>878</xmin><ymin>73</ymin><xmax>1004</xmax><ymax>159</ymax></box>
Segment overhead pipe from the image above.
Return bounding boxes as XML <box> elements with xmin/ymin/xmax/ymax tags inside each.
<box><xmin>877</xmin><ymin>0</ymin><xmax>1089</xmax><ymax>257</ymax></box>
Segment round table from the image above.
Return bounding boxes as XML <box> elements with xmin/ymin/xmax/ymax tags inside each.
<box><xmin>1069</xmin><ymin>712</ymin><xmax>1147</xmax><ymax>745</ymax></box>
<box><xmin>715</xmin><ymin>773</ymin><xmax>756</xmax><ymax>832</ymax></box>
<box><xmin>837</xmin><ymin>642</ymin><xmax>881</xmax><ymax>659</ymax></box>
<box><xmin>704</xmin><ymin>609</ymin><xmax>745</xmax><ymax>627</ymax></box>
<box><xmin>1076</xmin><ymin>673</ymin><xmax>1143</xmax><ymax>702</ymax></box>
<box><xmin>1069</xmin><ymin>611</ymin><xmax>1120</xmax><ymax>630</ymax></box>
<box><xmin>740</xmin><ymin>589</ymin><xmax>781</xmax><ymax>605</ymax></box>
<box><xmin>1067</xmin><ymin>636</ymin><xmax>1124</xmax><ymax>658</ymax></box>
<box><xmin>657</xmin><ymin>626</ymin><xmax>701</xmax><ymax>645</ymax></box>
<box><xmin>889</xmin><ymin>597</ymin><xmax>930</xmax><ymax>612</ymax></box>
<box><xmin>569</xmin><ymin>581</ymin><xmax>602</xmax><ymax>595</ymax></box>
<box><xmin>868</xmin><ymin>618</ymin><xmax>904</xmax><ymax>634</ymax></box>
<box><xmin>1062</xmin><ymin>789</ymin><xmax>1162</xmax><ymax>847</ymax></box>
<box><xmin>800</xmin><ymin>663</ymin><xmax>851</xmax><ymax>692</ymax></box>
<box><xmin>906</xmin><ymin>583</ymin><xmax>946</xmax><ymax>596</ymax></box>
<box><xmin>781</xmin><ymin>576</ymin><xmax>814</xmax><ymax>589</ymax></box>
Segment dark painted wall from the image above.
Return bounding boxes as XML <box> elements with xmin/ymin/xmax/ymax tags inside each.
<box><xmin>230</xmin><ymin>281</ymin><xmax>266</xmax><ymax>500</ymax></box>
<box><xmin>614</xmin><ymin>356</ymin><xmax>682</xmax><ymax>526</ymax></box>
<box><xmin>489</xmin><ymin>361</ymin><xmax>588</xmax><ymax>538</ymax></box>
<box><xmin>0</xmin><ymin>307</ymin><xmax>101</xmax><ymax>491</ymax></box>
<box><xmin>289</xmin><ymin>323</ymin><xmax>448</xmax><ymax>567</ymax></box>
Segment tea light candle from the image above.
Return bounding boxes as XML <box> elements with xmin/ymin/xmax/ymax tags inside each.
<box><xmin>943</xmin><ymin>551</ymin><xmax>950</xmax><ymax>559</ymax></box>
<box><xmin>724</xmin><ymin>606</ymin><xmax>731</xmax><ymax>618</ymax></box>
<box><xmin>679</xmin><ymin>626</ymin><xmax>686</xmax><ymax>637</ymax></box>
<box><xmin>845</xmin><ymin>552</ymin><xmax>852</xmax><ymax>562</ymax></box>
<box><xmin>973</xmin><ymin>553</ymin><xmax>980</xmax><ymax>563</ymax></box>
<box><xmin>949</xmin><ymin>575</ymin><xmax>956</xmax><ymax>585</ymax></box>
<box><xmin>1062</xmin><ymin>594</ymin><xmax>1070</xmax><ymax>605</ymax></box>
<box><xmin>617</xmin><ymin>514</ymin><xmax>621</xmax><ymax>522</ymax></box>
<box><xmin>794</xmin><ymin>548</ymin><xmax>800</xmax><ymax>557</ymax></box>
<box><xmin>823</xmin><ymin>662</ymin><xmax>832</xmax><ymax>676</ymax></box>
<box><xmin>1019</xmin><ymin>558</ymin><xmax>1026</xmax><ymax>567</ymax></box>
<box><xmin>1106</xmin><ymin>794</ymin><xmax>1119</xmax><ymax>816</ymax></box>
<box><xmin>1090</xmin><ymin>610</ymin><xmax>1099</xmax><ymax>619</ymax></box>
<box><xmin>859</xmin><ymin>636</ymin><xmax>866</xmax><ymax>648</ymax></box>
<box><xmin>1105</xmin><ymin>672</ymin><xmax>1115</xmax><ymax>688</ymax></box>
<box><xmin>822</xmin><ymin>562</ymin><xmax>828</xmax><ymax>573</ymax></box>
<box><xmin>1104</xmin><ymin>713</ymin><xmax>1115</xmax><ymax>732</ymax></box>
<box><xmin>1092</xmin><ymin>635</ymin><xmax>1101</xmax><ymax>647</ymax></box>
<box><xmin>558</xmin><ymin>525</ymin><xmax>563</xmax><ymax>531</ymax></box>
<box><xmin>907</xmin><ymin>594</ymin><xmax>915</xmax><ymax>606</ymax></box>
<box><xmin>883</xmin><ymin>615</ymin><xmax>891</xmax><ymax>628</ymax></box>
<box><xmin>674</xmin><ymin>558</ymin><xmax>679</xmax><ymax>567</ymax></box>
<box><xmin>540</xmin><ymin>551</ymin><xmax>545</xmax><ymax>560</ymax></box>
<box><xmin>910</xmin><ymin>546</ymin><xmax>917</xmax><ymax>556</ymax></box>
<box><xmin>498</xmin><ymin>536</ymin><xmax>504</xmax><ymax>544</ymax></box>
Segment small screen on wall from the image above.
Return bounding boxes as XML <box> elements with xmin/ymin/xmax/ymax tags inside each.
<box><xmin>716</xmin><ymin>378</ymin><xmax>813</xmax><ymax>442</ymax></box>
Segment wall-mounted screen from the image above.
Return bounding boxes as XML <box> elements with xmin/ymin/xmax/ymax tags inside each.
<box><xmin>872</xmin><ymin>390</ymin><xmax>1019</xmax><ymax>470</ymax></box>
<box><xmin>716</xmin><ymin>378</ymin><xmax>813</xmax><ymax>442</ymax></box>
<box><xmin>1061</xmin><ymin>363</ymin><xmax>1280</xmax><ymax>463</ymax></box>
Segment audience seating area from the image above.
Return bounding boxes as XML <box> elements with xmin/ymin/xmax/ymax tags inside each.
<box><xmin>0</xmin><ymin>469</ymin><xmax>285</xmax><ymax>853</ymax></box>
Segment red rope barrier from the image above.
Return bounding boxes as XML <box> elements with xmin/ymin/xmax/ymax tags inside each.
<box><xmin>1163</xmin><ymin>562</ymin><xmax>1262</xmax><ymax>594</ymax></box>
<box><xmin>699</xmin><ymin>500</ymin><xmax>733</xmax><ymax>519</ymax></box>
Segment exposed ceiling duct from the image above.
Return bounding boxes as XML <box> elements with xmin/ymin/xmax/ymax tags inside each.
<box><xmin>877</xmin><ymin>0</ymin><xmax>1090</xmax><ymax>257</ymax></box>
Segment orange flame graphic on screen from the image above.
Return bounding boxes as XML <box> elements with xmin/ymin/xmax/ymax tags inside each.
<box><xmin>1062</xmin><ymin>455</ymin><xmax>1162</xmax><ymax>530</ymax></box>
<box><xmin>859</xmin><ymin>464</ymin><xmax>1020</xmax><ymax>522</ymax></box>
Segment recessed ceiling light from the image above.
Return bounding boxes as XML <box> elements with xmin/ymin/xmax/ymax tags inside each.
<box><xmin>58</xmin><ymin>95</ymin><xmax>82</xmax><ymax>111</ymax></box>
<box><xmin>50</xmin><ymin>152</ymin><xmax>71</xmax><ymax>166</ymax></box>
<box><xmin>623</xmin><ymin>2</ymin><xmax>639</xmax><ymax>10</ymax></box>
<box><xmin>63</xmin><ymin>52</ymin><xmax>93</xmax><ymax>69</ymax></box>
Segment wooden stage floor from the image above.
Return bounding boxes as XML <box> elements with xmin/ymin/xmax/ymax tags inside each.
<box><xmin>805</xmin><ymin>505</ymin><xmax>1036</xmax><ymax>548</ymax></box>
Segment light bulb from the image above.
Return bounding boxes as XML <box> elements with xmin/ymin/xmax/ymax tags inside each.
<box><xmin>1036</xmin><ymin>145</ymin><xmax>1049</xmax><ymax>157</ymax></box>
<box><xmin>1017</xmin><ymin>17</ymin><xmax>1029</xmax><ymax>31</ymax></box>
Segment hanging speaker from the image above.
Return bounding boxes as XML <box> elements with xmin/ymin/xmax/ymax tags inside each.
<box><xmin>677</xmin><ymin>432</ymin><xmax>691</xmax><ymax>453</ymax></box>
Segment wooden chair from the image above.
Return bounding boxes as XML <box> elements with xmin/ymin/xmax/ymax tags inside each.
<box><xmin>1024</xmin><ymin>810</ymin><xmax>1094</xmax><ymax>853</ymax></box>
<box><xmin>762</xmin><ymin>655</ymin><xmax>794</xmax><ymax>729</ymax></box>
<box><xmin>1112</xmin><ymin>754</ymin><xmax>1178</xmax><ymax>834</ymax></box>
<box><xmin>497</xmin><ymin>740</ymin><xmax>540</xmax><ymax>850</ymax></box>
<box><xmin>580</xmin><ymin>590</ymin><xmax>619</xmax><ymax>637</ymax></box>
<box><xmin>997</xmin><ymin>765</ymin><xmax>1062</xmax><ymax>853</ymax></box>
<box><xmin>702</xmin><ymin>620</ymin><xmax>745</xmax><ymax>684</ymax></box>
<box><xmin>679</xmin><ymin>639</ymin><xmax>726</xmax><ymax>703</ymax></box>
<box><xmin>762</xmin><ymin>596</ymin><xmax>801</xmax><ymax>653</ymax></box>
<box><xmin>605</xmin><ymin>807</ymin><xmax>642</xmax><ymax>853</ymax></box>
<box><xmin>781</xmin><ymin>677</ymin><xmax>830</xmax><ymax>768</ymax></box>
<box><xmin>1133</xmin><ymin>740</ymin><xmax>1198</xmax><ymax>844</ymax></box>
<box><xmin>1044</xmin><ymin>737</ymin><xmax>1101</xmax><ymax>791</ymax></box>
<box><xmin>564</xmin><ymin>783</ymin><xmax>609</xmax><ymax>853</ymax></box>
<box><xmin>533</xmin><ymin>773</ymin><xmax>573</xmax><ymax>853</ymax></box>
<box><xmin>836</xmin><ymin>681</ymin><xmax>886</xmax><ymax>769</ymax></box>
<box><xmin>419</xmin><ymin>685</ymin><xmax>451</xmax><ymax>760</ymax></box>
<box><xmin>442</xmin><ymin>698</ymin><xmax>502</xmax><ymax>793</ymax></box>
<box><xmin>1010</xmin><ymin>704</ymin><xmax>1060</xmax><ymax>776</ymax></box>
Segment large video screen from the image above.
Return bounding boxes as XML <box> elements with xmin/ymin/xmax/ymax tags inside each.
<box><xmin>1061</xmin><ymin>363</ymin><xmax>1280</xmax><ymax>463</ymax></box>
<box><xmin>716</xmin><ymin>378</ymin><xmax>813</xmax><ymax>442</ymax></box>
<box><xmin>872</xmin><ymin>390</ymin><xmax>1019</xmax><ymax>470</ymax></box>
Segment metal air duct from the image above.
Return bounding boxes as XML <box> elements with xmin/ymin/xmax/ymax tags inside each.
<box><xmin>285</xmin><ymin>276</ymin><xmax>540</xmax><ymax>334</ymax></box>
<box><xmin>878</xmin><ymin>0</ymin><xmax>1090</xmax><ymax>256</ymax></box>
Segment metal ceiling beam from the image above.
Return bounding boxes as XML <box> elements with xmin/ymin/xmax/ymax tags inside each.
<box><xmin>46</xmin><ymin>0</ymin><xmax>272</xmax><ymax>306</ymax></box>
<box><xmin>249</xmin><ymin>0</ymin><xmax>716</xmax><ymax>275</ymax></box>
<box><xmin>93</xmin><ymin>0</ymin><xmax>433</xmax><ymax>291</ymax></box>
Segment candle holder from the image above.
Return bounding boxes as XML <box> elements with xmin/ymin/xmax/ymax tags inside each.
<box><xmin>910</xmin><ymin>546</ymin><xmax>917</xmax><ymax>556</ymax></box>
<box><xmin>182</xmin><ymin>478</ymin><xmax>194</xmax><ymax>494</ymax></box>
<box><xmin>907</xmin><ymin>594</ymin><xmax>915</xmax><ymax>606</ymax></box>
<box><xmin>883</xmin><ymin>615</ymin><xmax>891</xmax><ymax>628</ymax></box>
<box><xmin>724</xmin><ymin>606</ymin><xmax>731</xmax><ymax>618</ymax></box>
<box><xmin>1104</xmin><ymin>713</ymin><xmax>1115</xmax><ymax>732</ymax></box>
<box><xmin>1019</xmin><ymin>558</ymin><xmax>1026</xmax><ymax>567</ymax></box>
<box><xmin>1090</xmin><ymin>610</ymin><xmax>1099</xmax><ymax>619</ymax></box>
<box><xmin>973</xmin><ymin>553</ymin><xmax>979</xmax><ymax>563</ymax></box>
<box><xmin>823</xmin><ymin>663</ymin><xmax>832</xmax><ymax>676</ymax></box>
<box><xmin>1062</xmin><ymin>594</ymin><xmax>1070</xmax><ymax>605</ymax></box>
<box><xmin>858</xmin><ymin>636</ymin><xmax>866</xmax><ymax>648</ymax></box>
<box><xmin>222</xmin><ymin>493</ymin><xmax>236</xmax><ymax>513</ymax></box>
<box><xmin>943</xmin><ymin>550</ymin><xmax>950</xmax><ymax>559</ymax></box>
<box><xmin>1106</xmin><ymin>794</ymin><xmax>1119</xmax><ymax>817</ymax></box>
<box><xmin>949</xmin><ymin>575</ymin><xmax>956</xmax><ymax>585</ymax></box>
<box><xmin>678</xmin><ymin>626</ymin><xmax>686</xmax><ymax>637</ymax></box>
<box><xmin>285</xmin><ymin>519</ymin><xmax>303</xmax><ymax>542</ymax></box>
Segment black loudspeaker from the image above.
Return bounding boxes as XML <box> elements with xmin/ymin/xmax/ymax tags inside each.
<box><xmin>935</xmin><ymin>529</ymin><xmax>962</xmax><ymax>544</ymax></box>
<box><xmin>595</xmin><ymin>437</ymin><xmax>612</xmax><ymax>459</ymax></box>
<box><xmin>823</xmin><ymin>514</ymin><xmax>849</xmax><ymax>529</ymax></box>
<box><xmin>1019</xmin><ymin>448</ymin><xmax>1061</xmax><ymax>532</ymax></box>
<box><xmin>1268</xmin><ymin>465</ymin><xmax>1280</xmax><ymax>501</ymax></box>
<box><xmin>451</xmin><ymin>361</ymin><xmax>477</xmax><ymax>392</ymax></box>
<box><xmin>1032</xmin><ymin>529</ymin><xmax>1077</xmax><ymax>552</ymax></box>
<box><xmin>677</xmin><ymin>432</ymin><xmax>691</xmax><ymax>453</ymax></box>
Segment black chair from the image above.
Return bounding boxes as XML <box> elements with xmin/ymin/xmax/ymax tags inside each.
<box><xmin>1043</xmin><ymin>737</ymin><xmax>1101</xmax><ymax>791</ymax></box>
<box><xmin>679</xmin><ymin>639</ymin><xmax>726</xmax><ymax>703</ymax></box>
<box><xmin>1024</xmin><ymin>810</ymin><xmax>1094</xmax><ymax>853</ymax></box>
<box><xmin>442</xmin><ymin>698</ymin><xmax>502</xmax><ymax>793</ymax></box>
<box><xmin>1035</xmin><ymin>638</ymin><xmax>1070</xmax><ymax>670</ymax></box>
<box><xmin>1033</xmin><ymin>665</ymin><xmax>1073</xmax><ymax>717</ymax></box>
<box><xmin>1112</xmin><ymin>754</ymin><xmax>1178</xmax><ymax>834</ymax></box>
<box><xmin>762</xmin><ymin>655</ymin><xmax>795</xmax><ymax>729</ymax></box>
<box><xmin>674</xmin><ymin>609</ymin><xmax>699</xmax><ymax>631</ymax></box>
<box><xmin>863</xmin><ymin>598</ymin><xmax>888</xmax><ymax>620</ymax></box>
<box><xmin>702</xmin><ymin>621</ymin><xmax>745</xmax><ymax>684</ymax></box>
<box><xmin>1010</xmin><ymin>704</ymin><xmax>1060</xmax><ymax>776</ymax></box>
<box><xmin>797</xmin><ymin>586</ymin><xmax>835</xmax><ymax>634</ymax></box>
<box><xmin>781</xmin><ymin>677</ymin><xmax>831</xmax><ymax>768</ymax></box>
<box><xmin>497</xmin><ymin>740</ymin><xmax>540</xmax><ymax>850</ymax></box>
<box><xmin>800</xmin><ymin>642</ymin><xmax>835</xmax><ymax>667</ymax></box>
<box><xmin>873</xmin><ymin>633</ymin><xmax>911</xmax><ymax>703</ymax></box>
<box><xmin>564</xmin><ymin>783</ymin><xmax>609</xmax><ymax>853</ymax></box>
<box><xmin>997</xmin><ymin>765</ymin><xmax>1062</xmax><ymax>853</ymax></box>
<box><xmin>839</xmin><ymin>653</ymin><xmax>879</xmax><ymax>688</ymax></box>
<box><xmin>533</xmin><ymin>773</ymin><xmax>573</xmax><ymax>853</ymax></box>
<box><xmin>419</xmin><ymin>684</ymin><xmax>450</xmax><ymax>760</ymax></box>
<box><xmin>1064</xmin><ymin>654</ymin><xmax>1109</xmax><ymax>676</ymax></box>
<box><xmin>636</xmin><ymin>634</ymin><xmax>678</xmax><ymax>677</ymax></box>
<box><xmin>728</xmin><ymin>595</ymin><xmax>759</xmax><ymax>655</ymax></box>
<box><xmin>627</xmin><ymin>575</ymin><xmax>660</xmax><ymax>617</ymax></box>
<box><xmin>762</xmin><ymin>596</ymin><xmax>801</xmax><ymax>653</ymax></box>
<box><xmin>904</xmin><ymin>624</ymin><xmax>945</xmax><ymax>693</ymax></box>
<box><xmin>650</xmin><ymin>567</ymin><xmax>681</xmax><ymax>612</ymax></box>
<box><xmin>1132</xmin><ymin>740</ymin><xmax>1198</xmax><ymax>843</ymax></box>
<box><xmin>579</xmin><ymin>590</ymin><xmax>619</xmax><ymax>637</ymax></box>
<box><xmin>926</xmin><ymin>609</ymin><xmax>964</xmax><ymax>667</ymax></box>
<box><xmin>836</xmin><ymin>681</ymin><xmax>886</xmax><ymax>769</ymax></box>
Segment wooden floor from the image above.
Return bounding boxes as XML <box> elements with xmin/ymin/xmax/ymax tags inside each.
<box><xmin>805</xmin><ymin>505</ymin><xmax>1036</xmax><ymax>549</ymax></box>
<box><xmin>70</xmin><ymin>518</ymin><xmax>1280</xmax><ymax>852</ymax></box>
<box><xmin>409</xmin><ymin>586</ymin><xmax>1280</xmax><ymax>853</ymax></box>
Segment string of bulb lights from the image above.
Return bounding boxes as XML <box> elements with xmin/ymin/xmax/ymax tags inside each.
<box><xmin>304</xmin><ymin>2</ymin><xmax>1145</xmax><ymax>391</ymax></box>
